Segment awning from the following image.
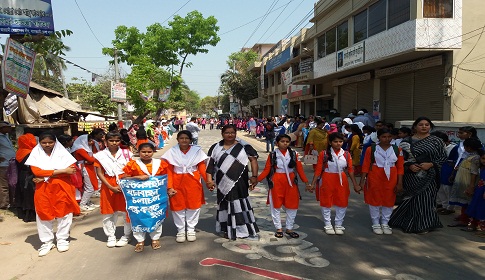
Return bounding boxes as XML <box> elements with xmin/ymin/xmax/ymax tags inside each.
<box><xmin>249</xmin><ymin>97</ymin><xmax>267</xmax><ymax>106</ymax></box>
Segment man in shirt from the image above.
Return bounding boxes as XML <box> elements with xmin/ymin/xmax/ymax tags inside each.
<box><xmin>186</xmin><ymin>117</ymin><xmax>201</xmax><ymax>145</ymax></box>
<box><xmin>0</xmin><ymin>121</ymin><xmax>16</xmax><ymax>209</ymax></box>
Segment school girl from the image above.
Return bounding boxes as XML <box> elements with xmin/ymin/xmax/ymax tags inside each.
<box><xmin>359</xmin><ymin>129</ymin><xmax>404</xmax><ymax>235</ymax></box>
<box><xmin>161</xmin><ymin>130</ymin><xmax>210</xmax><ymax>243</ymax></box>
<box><xmin>308</xmin><ymin>133</ymin><xmax>359</xmax><ymax>235</ymax></box>
<box><xmin>25</xmin><ymin>132</ymin><xmax>79</xmax><ymax>257</ymax></box>
<box><xmin>94</xmin><ymin>132</ymin><xmax>133</xmax><ymax>248</ymax></box>
<box><xmin>122</xmin><ymin>143</ymin><xmax>172</xmax><ymax>252</ymax></box>
<box><xmin>71</xmin><ymin>134</ymin><xmax>99</xmax><ymax>211</ymax></box>
<box><xmin>257</xmin><ymin>134</ymin><xmax>311</xmax><ymax>238</ymax></box>
<box><xmin>465</xmin><ymin>150</ymin><xmax>485</xmax><ymax>232</ymax></box>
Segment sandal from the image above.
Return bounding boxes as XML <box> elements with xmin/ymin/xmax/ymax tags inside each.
<box><xmin>151</xmin><ymin>240</ymin><xmax>161</xmax><ymax>250</ymax></box>
<box><xmin>274</xmin><ymin>231</ymin><xmax>284</xmax><ymax>238</ymax></box>
<box><xmin>285</xmin><ymin>231</ymin><xmax>300</xmax><ymax>238</ymax></box>
<box><xmin>134</xmin><ymin>242</ymin><xmax>144</xmax><ymax>253</ymax></box>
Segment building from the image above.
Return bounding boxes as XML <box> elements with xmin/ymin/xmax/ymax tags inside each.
<box><xmin>254</xmin><ymin>0</ymin><xmax>484</xmax><ymax>124</ymax></box>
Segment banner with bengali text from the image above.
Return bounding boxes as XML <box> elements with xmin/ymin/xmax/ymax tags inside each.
<box><xmin>0</xmin><ymin>0</ymin><xmax>55</xmax><ymax>35</ymax></box>
<box><xmin>119</xmin><ymin>175</ymin><xmax>168</xmax><ymax>233</ymax></box>
<box><xmin>2</xmin><ymin>38</ymin><xmax>36</xmax><ymax>99</ymax></box>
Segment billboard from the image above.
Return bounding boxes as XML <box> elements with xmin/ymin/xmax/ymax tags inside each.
<box><xmin>266</xmin><ymin>47</ymin><xmax>291</xmax><ymax>72</ymax></box>
<box><xmin>0</xmin><ymin>0</ymin><xmax>55</xmax><ymax>35</ymax></box>
<box><xmin>2</xmin><ymin>38</ymin><xmax>36</xmax><ymax>99</ymax></box>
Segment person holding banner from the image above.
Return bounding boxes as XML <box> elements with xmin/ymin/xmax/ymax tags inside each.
<box><xmin>207</xmin><ymin>124</ymin><xmax>260</xmax><ymax>240</ymax></box>
<box><xmin>94</xmin><ymin>132</ymin><xmax>133</xmax><ymax>248</ymax></box>
<box><xmin>162</xmin><ymin>130</ymin><xmax>211</xmax><ymax>243</ymax></box>
<box><xmin>25</xmin><ymin>132</ymin><xmax>79</xmax><ymax>257</ymax></box>
<box><xmin>121</xmin><ymin>143</ymin><xmax>172</xmax><ymax>253</ymax></box>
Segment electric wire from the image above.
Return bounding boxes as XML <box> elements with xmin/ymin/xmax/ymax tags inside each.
<box><xmin>74</xmin><ymin>0</ymin><xmax>105</xmax><ymax>48</ymax></box>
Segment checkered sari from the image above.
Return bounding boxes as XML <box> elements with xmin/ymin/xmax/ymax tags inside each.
<box><xmin>207</xmin><ymin>140</ymin><xmax>259</xmax><ymax>239</ymax></box>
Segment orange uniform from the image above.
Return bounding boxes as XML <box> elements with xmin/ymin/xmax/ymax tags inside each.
<box><xmin>361</xmin><ymin>147</ymin><xmax>404</xmax><ymax>207</ymax></box>
<box><xmin>258</xmin><ymin>150</ymin><xmax>308</xmax><ymax>209</ymax></box>
<box><xmin>73</xmin><ymin>149</ymin><xmax>99</xmax><ymax>191</ymax></box>
<box><xmin>166</xmin><ymin>161</ymin><xmax>207</xmax><ymax>211</ymax></box>
<box><xmin>31</xmin><ymin>166</ymin><xmax>80</xmax><ymax>220</ymax></box>
<box><xmin>316</xmin><ymin>150</ymin><xmax>353</xmax><ymax>208</ymax></box>
<box><xmin>122</xmin><ymin>160</ymin><xmax>169</xmax><ymax>179</ymax></box>
<box><xmin>94</xmin><ymin>160</ymin><xmax>128</xmax><ymax>216</ymax></box>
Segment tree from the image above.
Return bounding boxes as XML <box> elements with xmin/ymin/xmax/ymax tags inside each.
<box><xmin>169</xmin><ymin>11</ymin><xmax>221</xmax><ymax>75</ymax></box>
<box><xmin>199</xmin><ymin>96</ymin><xmax>219</xmax><ymax>115</ymax></box>
<box><xmin>101</xmin><ymin>11</ymin><xmax>220</xmax><ymax>120</ymax></box>
<box><xmin>67</xmin><ymin>78</ymin><xmax>118</xmax><ymax>116</ymax></box>
<box><xmin>219</xmin><ymin>50</ymin><xmax>259</xmax><ymax>114</ymax></box>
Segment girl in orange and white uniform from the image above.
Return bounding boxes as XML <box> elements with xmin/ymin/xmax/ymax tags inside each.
<box><xmin>25</xmin><ymin>132</ymin><xmax>79</xmax><ymax>257</ymax></box>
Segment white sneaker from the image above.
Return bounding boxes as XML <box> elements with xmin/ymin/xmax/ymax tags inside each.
<box><xmin>381</xmin><ymin>224</ymin><xmax>393</xmax><ymax>235</ymax></box>
<box><xmin>334</xmin><ymin>225</ymin><xmax>345</xmax><ymax>235</ymax></box>
<box><xmin>80</xmin><ymin>205</ymin><xmax>95</xmax><ymax>212</ymax></box>
<box><xmin>187</xmin><ymin>232</ymin><xmax>196</xmax><ymax>242</ymax></box>
<box><xmin>93</xmin><ymin>191</ymin><xmax>101</xmax><ymax>197</ymax></box>
<box><xmin>57</xmin><ymin>241</ymin><xmax>69</xmax><ymax>253</ymax></box>
<box><xmin>324</xmin><ymin>225</ymin><xmax>335</xmax><ymax>235</ymax></box>
<box><xmin>372</xmin><ymin>224</ymin><xmax>384</xmax><ymax>235</ymax></box>
<box><xmin>38</xmin><ymin>242</ymin><xmax>55</xmax><ymax>257</ymax></box>
<box><xmin>107</xmin><ymin>237</ymin><xmax>116</xmax><ymax>248</ymax></box>
<box><xmin>176</xmin><ymin>232</ymin><xmax>186</xmax><ymax>243</ymax></box>
<box><xmin>115</xmin><ymin>236</ymin><xmax>130</xmax><ymax>247</ymax></box>
<box><xmin>88</xmin><ymin>203</ymin><xmax>100</xmax><ymax>208</ymax></box>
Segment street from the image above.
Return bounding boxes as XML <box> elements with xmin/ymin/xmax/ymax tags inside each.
<box><xmin>1</xmin><ymin>128</ymin><xmax>485</xmax><ymax>280</ymax></box>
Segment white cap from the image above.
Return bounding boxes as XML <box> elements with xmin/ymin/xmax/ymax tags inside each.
<box><xmin>357</xmin><ymin>110</ymin><xmax>364</xmax><ymax>115</ymax></box>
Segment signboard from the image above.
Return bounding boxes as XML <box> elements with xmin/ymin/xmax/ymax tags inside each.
<box><xmin>337</xmin><ymin>41</ymin><xmax>364</xmax><ymax>71</ymax></box>
<box><xmin>119</xmin><ymin>175</ymin><xmax>168</xmax><ymax>233</ymax></box>
<box><xmin>0</xmin><ymin>0</ymin><xmax>55</xmax><ymax>35</ymax></box>
<box><xmin>111</xmin><ymin>82</ymin><xmax>126</xmax><ymax>102</ymax></box>
<box><xmin>2</xmin><ymin>38</ymin><xmax>36</xmax><ymax>99</ymax></box>
<box><xmin>229</xmin><ymin>102</ymin><xmax>239</xmax><ymax>115</ymax></box>
<box><xmin>287</xmin><ymin>84</ymin><xmax>310</xmax><ymax>99</ymax></box>
<box><xmin>3</xmin><ymin>92</ymin><xmax>18</xmax><ymax>115</ymax></box>
<box><xmin>266</xmin><ymin>47</ymin><xmax>292</xmax><ymax>72</ymax></box>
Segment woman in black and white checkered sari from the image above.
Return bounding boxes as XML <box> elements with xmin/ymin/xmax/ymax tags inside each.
<box><xmin>206</xmin><ymin>125</ymin><xmax>260</xmax><ymax>240</ymax></box>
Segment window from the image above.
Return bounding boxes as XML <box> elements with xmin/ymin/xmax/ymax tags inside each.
<box><xmin>368</xmin><ymin>0</ymin><xmax>386</xmax><ymax>37</ymax></box>
<box><xmin>388</xmin><ymin>0</ymin><xmax>410</xmax><ymax>28</ymax></box>
<box><xmin>325</xmin><ymin>28</ymin><xmax>336</xmax><ymax>55</ymax></box>
<box><xmin>317</xmin><ymin>34</ymin><xmax>326</xmax><ymax>58</ymax></box>
<box><xmin>424</xmin><ymin>0</ymin><xmax>453</xmax><ymax>18</ymax></box>
<box><xmin>337</xmin><ymin>21</ymin><xmax>349</xmax><ymax>50</ymax></box>
<box><xmin>354</xmin><ymin>10</ymin><xmax>367</xmax><ymax>43</ymax></box>
<box><xmin>277</xmin><ymin>72</ymin><xmax>281</xmax><ymax>84</ymax></box>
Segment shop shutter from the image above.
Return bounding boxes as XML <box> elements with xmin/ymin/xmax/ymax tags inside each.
<box><xmin>357</xmin><ymin>80</ymin><xmax>374</xmax><ymax>112</ymax></box>
<box><xmin>384</xmin><ymin>73</ymin><xmax>413</xmax><ymax>124</ymax></box>
<box><xmin>339</xmin><ymin>83</ymin><xmax>357</xmax><ymax>116</ymax></box>
<box><xmin>413</xmin><ymin>66</ymin><xmax>444</xmax><ymax>121</ymax></box>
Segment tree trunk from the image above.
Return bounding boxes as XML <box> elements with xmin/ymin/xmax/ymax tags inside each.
<box><xmin>179</xmin><ymin>54</ymin><xmax>189</xmax><ymax>76</ymax></box>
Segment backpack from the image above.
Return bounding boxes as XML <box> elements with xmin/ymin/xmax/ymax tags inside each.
<box><xmin>369</xmin><ymin>144</ymin><xmax>399</xmax><ymax>170</ymax></box>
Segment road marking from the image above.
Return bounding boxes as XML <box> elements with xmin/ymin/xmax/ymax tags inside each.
<box><xmin>200</xmin><ymin>257</ymin><xmax>306</xmax><ymax>280</ymax></box>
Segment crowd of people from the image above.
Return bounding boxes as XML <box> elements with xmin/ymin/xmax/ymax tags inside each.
<box><xmin>1</xmin><ymin>111</ymin><xmax>484</xmax><ymax>258</ymax></box>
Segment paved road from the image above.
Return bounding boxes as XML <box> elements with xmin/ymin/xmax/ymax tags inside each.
<box><xmin>1</xmin><ymin>128</ymin><xmax>485</xmax><ymax>280</ymax></box>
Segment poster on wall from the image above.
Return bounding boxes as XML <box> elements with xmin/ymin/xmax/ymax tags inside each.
<box><xmin>2</xmin><ymin>38</ymin><xmax>36</xmax><ymax>99</ymax></box>
<box><xmin>280</xmin><ymin>99</ymin><xmax>289</xmax><ymax>115</ymax></box>
<box><xmin>229</xmin><ymin>102</ymin><xmax>239</xmax><ymax>115</ymax></box>
<box><xmin>372</xmin><ymin>100</ymin><xmax>380</xmax><ymax>121</ymax></box>
<box><xmin>0</xmin><ymin>0</ymin><xmax>55</xmax><ymax>35</ymax></box>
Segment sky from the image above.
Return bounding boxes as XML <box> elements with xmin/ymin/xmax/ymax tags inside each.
<box><xmin>30</xmin><ymin>0</ymin><xmax>316</xmax><ymax>98</ymax></box>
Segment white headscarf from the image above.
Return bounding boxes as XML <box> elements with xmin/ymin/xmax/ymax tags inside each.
<box><xmin>374</xmin><ymin>145</ymin><xmax>398</xmax><ymax>180</ymax></box>
<box><xmin>161</xmin><ymin>144</ymin><xmax>208</xmax><ymax>176</ymax></box>
<box><xmin>93</xmin><ymin>148</ymin><xmax>132</xmax><ymax>177</ymax></box>
<box><xmin>25</xmin><ymin>139</ymin><xmax>76</xmax><ymax>170</ymax></box>
<box><xmin>70</xmin><ymin>134</ymin><xmax>93</xmax><ymax>155</ymax></box>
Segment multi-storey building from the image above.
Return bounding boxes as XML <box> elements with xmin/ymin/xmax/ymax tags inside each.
<box><xmin>253</xmin><ymin>0</ymin><xmax>484</xmax><ymax>124</ymax></box>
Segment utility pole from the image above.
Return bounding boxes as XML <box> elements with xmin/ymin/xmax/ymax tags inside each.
<box><xmin>114</xmin><ymin>49</ymin><xmax>122</xmax><ymax>122</ymax></box>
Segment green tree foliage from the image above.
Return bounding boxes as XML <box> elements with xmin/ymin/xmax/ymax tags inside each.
<box><xmin>169</xmin><ymin>11</ymin><xmax>220</xmax><ymax>75</ymax></box>
<box><xmin>102</xmin><ymin>11</ymin><xmax>220</xmax><ymax>116</ymax></box>
<box><xmin>67</xmin><ymin>78</ymin><xmax>118</xmax><ymax>116</ymax></box>
<box><xmin>219</xmin><ymin>50</ymin><xmax>259</xmax><ymax>107</ymax></box>
<box><xmin>199</xmin><ymin>96</ymin><xmax>219</xmax><ymax>115</ymax></box>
